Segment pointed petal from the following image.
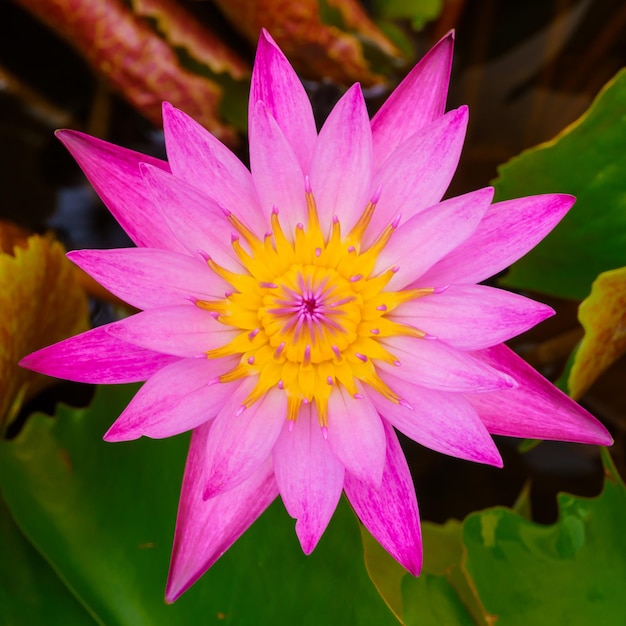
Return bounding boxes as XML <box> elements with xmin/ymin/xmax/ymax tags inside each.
<box><xmin>250</xmin><ymin>30</ymin><xmax>317</xmax><ymax>172</ymax></box>
<box><xmin>273</xmin><ymin>404</ymin><xmax>345</xmax><ymax>554</ymax></box>
<box><xmin>166</xmin><ymin>423</ymin><xmax>277</xmax><ymax>602</ymax></box>
<box><xmin>376</xmin><ymin>188</ymin><xmax>493</xmax><ymax>290</ymax></box>
<box><xmin>56</xmin><ymin>130</ymin><xmax>183</xmax><ymax>251</ymax></box>
<box><xmin>392</xmin><ymin>284</ymin><xmax>554</xmax><ymax>350</ymax></box>
<box><xmin>372</xmin><ymin>31</ymin><xmax>454</xmax><ymax>167</ymax></box>
<box><xmin>309</xmin><ymin>84</ymin><xmax>373</xmax><ymax>232</ymax></box>
<box><xmin>104</xmin><ymin>357</ymin><xmax>239</xmax><ymax>441</ymax></box>
<box><xmin>419</xmin><ymin>194</ymin><xmax>575</xmax><ymax>286</ymax></box>
<box><xmin>249</xmin><ymin>101</ymin><xmax>308</xmax><ymax>233</ymax></box>
<box><xmin>162</xmin><ymin>103</ymin><xmax>267</xmax><ymax>234</ymax></box>
<box><xmin>203</xmin><ymin>382</ymin><xmax>287</xmax><ymax>498</ymax></box>
<box><xmin>68</xmin><ymin>248</ymin><xmax>228</xmax><ymax>310</ymax></box>
<box><xmin>466</xmin><ymin>344</ymin><xmax>613</xmax><ymax>445</ymax></box>
<box><xmin>107</xmin><ymin>306</ymin><xmax>238</xmax><ymax>357</ymax></box>
<box><xmin>19</xmin><ymin>324</ymin><xmax>177</xmax><ymax>383</ymax></box>
<box><xmin>326</xmin><ymin>386</ymin><xmax>386</xmax><ymax>488</ymax></box>
<box><xmin>368</xmin><ymin>373</ymin><xmax>502</xmax><ymax>466</ymax></box>
<box><xmin>379</xmin><ymin>336</ymin><xmax>517</xmax><ymax>392</ymax></box>
<box><xmin>140</xmin><ymin>163</ymin><xmax>243</xmax><ymax>271</ymax></box>
<box><xmin>344</xmin><ymin>420</ymin><xmax>422</xmax><ymax>575</ymax></box>
<box><xmin>365</xmin><ymin>107</ymin><xmax>468</xmax><ymax>245</ymax></box>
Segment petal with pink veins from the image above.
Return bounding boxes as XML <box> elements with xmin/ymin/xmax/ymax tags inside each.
<box><xmin>19</xmin><ymin>323</ymin><xmax>177</xmax><ymax>383</ymax></box>
<box><xmin>418</xmin><ymin>194</ymin><xmax>575</xmax><ymax>286</ymax></box>
<box><xmin>104</xmin><ymin>356</ymin><xmax>240</xmax><ymax>441</ymax></box>
<box><xmin>249</xmin><ymin>101</ymin><xmax>308</xmax><ymax>234</ymax></box>
<box><xmin>309</xmin><ymin>84</ymin><xmax>373</xmax><ymax>233</ymax></box>
<box><xmin>466</xmin><ymin>344</ymin><xmax>613</xmax><ymax>445</ymax></box>
<box><xmin>376</xmin><ymin>188</ymin><xmax>493</xmax><ymax>290</ymax></box>
<box><xmin>344</xmin><ymin>420</ymin><xmax>422</xmax><ymax>575</ymax></box>
<box><xmin>326</xmin><ymin>386</ymin><xmax>386</xmax><ymax>488</ymax></box>
<box><xmin>139</xmin><ymin>163</ymin><xmax>244</xmax><ymax>271</ymax></box>
<box><xmin>391</xmin><ymin>284</ymin><xmax>554</xmax><ymax>350</ymax></box>
<box><xmin>365</xmin><ymin>107</ymin><xmax>468</xmax><ymax>245</ymax></box>
<box><xmin>379</xmin><ymin>336</ymin><xmax>517</xmax><ymax>393</ymax></box>
<box><xmin>203</xmin><ymin>381</ymin><xmax>287</xmax><ymax>498</ymax></box>
<box><xmin>68</xmin><ymin>248</ymin><xmax>228</xmax><ymax>310</ymax></box>
<box><xmin>56</xmin><ymin>130</ymin><xmax>183</xmax><ymax>252</ymax></box>
<box><xmin>250</xmin><ymin>30</ymin><xmax>317</xmax><ymax>173</ymax></box>
<box><xmin>106</xmin><ymin>306</ymin><xmax>238</xmax><ymax>357</ymax></box>
<box><xmin>273</xmin><ymin>404</ymin><xmax>345</xmax><ymax>554</ymax></box>
<box><xmin>166</xmin><ymin>422</ymin><xmax>277</xmax><ymax>603</ymax></box>
<box><xmin>372</xmin><ymin>31</ymin><xmax>454</xmax><ymax>168</ymax></box>
<box><xmin>162</xmin><ymin>103</ymin><xmax>267</xmax><ymax>233</ymax></box>
<box><xmin>368</xmin><ymin>373</ymin><xmax>502</xmax><ymax>466</ymax></box>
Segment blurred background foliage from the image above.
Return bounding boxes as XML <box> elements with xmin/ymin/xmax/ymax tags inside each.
<box><xmin>1</xmin><ymin>0</ymin><xmax>625</xmax><ymax>623</ymax></box>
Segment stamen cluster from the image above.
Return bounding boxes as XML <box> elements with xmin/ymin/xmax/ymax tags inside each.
<box><xmin>198</xmin><ymin>182</ymin><xmax>431</xmax><ymax>425</ymax></box>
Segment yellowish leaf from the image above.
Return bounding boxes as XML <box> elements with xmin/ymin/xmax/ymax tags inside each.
<box><xmin>360</xmin><ymin>526</ymin><xmax>405</xmax><ymax>623</ymax></box>
<box><xmin>0</xmin><ymin>223</ymin><xmax>89</xmax><ymax>431</ymax></box>
<box><xmin>568</xmin><ymin>266</ymin><xmax>626</xmax><ymax>400</ymax></box>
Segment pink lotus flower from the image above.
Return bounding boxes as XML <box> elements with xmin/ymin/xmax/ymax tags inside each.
<box><xmin>22</xmin><ymin>30</ymin><xmax>611</xmax><ymax>601</ymax></box>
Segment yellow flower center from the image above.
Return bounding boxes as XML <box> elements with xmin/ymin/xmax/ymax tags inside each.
<box><xmin>258</xmin><ymin>264</ymin><xmax>362</xmax><ymax>363</ymax></box>
<box><xmin>197</xmin><ymin>187</ymin><xmax>432</xmax><ymax>426</ymax></box>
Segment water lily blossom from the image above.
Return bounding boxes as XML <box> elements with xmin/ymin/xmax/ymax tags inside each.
<box><xmin>21</xmin><ymin>30</ymin><xmax>612</xmax><ymax>601</ymax></box>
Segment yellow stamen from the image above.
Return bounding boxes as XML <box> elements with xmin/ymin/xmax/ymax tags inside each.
<box><xmin>200</xmin><ymin>192</ymin><xmax>434</xmax><ymax>425</ymax></box>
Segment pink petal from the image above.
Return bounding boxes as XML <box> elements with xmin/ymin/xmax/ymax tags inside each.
<box><xmin>418</xmin><ymin>194</ymin><xmax>575</xmax><ymax>286</ymax></box>
<box><xmin>56</xmin><ymin>130</ymin><xmax>183</xmax><ymax>252</ymax></box>
<box><xmin>378</xmin><ymin>336</ymin><xmax>517</xmax><ymax>393</ymax></box>
<box><xmin>139</xmin><ymin>163</ymin><xmax>244</xmax><ymax>271</ymax></box>
<box><xmin>391</xmin><ymin>284</ymin><xmax>554</xmax><ymax>350</ymax></box>
<box><xmin>372</xmin><ymin>31</ymin><xmax>454</xmax><ymax>168</ymax></box>
<box><xmin>326</xmin><ymin>386</ymin><xmax>386</xmax><ymax>488</ymax></box>
<box><xmin>250</xmin><ymin>30</ymin><xmax>317</xmax><ymax>173</ymax></box>
<box><xmin>466</xmin><ymin>344</ymin><xmax>613</xmax><ymax>445</ymax></box>
<box><xmin>365</xmin><ymin>107</ymin><xmax>468</xmax><ymax>245</ymax></box>
<box><xmin>19</xmin><ymin>324</ymin><xmax>177</xmax><ymax>383</ymax></box>
<box><xmin>344</xmin><ymin>420</ymin><xmax>422</xmax><ymax>575</ymax></box>
<box><xmin>376</xmin><ymin>188</ymin><xmax>493</xmax><ymax>290</ymax></box>
<box><xmin>273</xmin><ymin>404</ymin><xmax>345</xmax><ymax>554</ymax></box>
<box><xmin>106</xmin><ymin>306</ymin><xmax>238</xmax><ymax>357</ymax></box>
<box><xmin>68</xmin><ymin>248</ymin><xmax>228</xmax><ymax>310</ymax></box>
<box><xmin>162</xmin><ymin>103</ymin><xmax>267</xmax><ymax>234</ymax></box>
<box><xmin>166</xmin><ymin>422</ymin><xmax>278</xmax><ymax>602</ymax></box>
<box><xmin>104</xmin><ymin>357</ymin><xmax>239</xmax><ymax>441</ymax></box>
<box><xmin>249</xmin><ymin>101</ymin><xmax>307</xmax><ymax>234</ymax></box>
<box><xmin>309</xmin><ymin>84</ymin><xmax>373</xmax><ymax>233</ymax></box>
<box><xmin>367</xmin><ymin>373</ymin><xmax>502</xmax><ymax>466</ymax></box>
<box><xmin>203</xmin><ymin>381</ymin><xmax>287</xmax><ymax>498</ymax></box>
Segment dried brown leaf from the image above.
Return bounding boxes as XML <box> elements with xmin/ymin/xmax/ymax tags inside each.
<box><xmin>14</xmin><ymin>0</ymin><xmax>247</xmax><ymax>143</ymax></box>
<box><xmin>132</xmin><ymin>0</ymin><xmax>248</xmax><ymax>79</ymax></box>
<box><xmin>213</xmin><ymin>0</ymin><xmax>402</xmax><ymax>85</ymax></box>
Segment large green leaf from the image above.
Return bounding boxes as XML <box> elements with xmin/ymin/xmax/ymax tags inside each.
<box><xmin>363</xmin><ymin>451</ymin><xmax>625</xmax><ymax>625</ymax></box>
<box><xmin>463</xmin><ymin>449</ymin><xmax>626</xmax><ymax>625</ymax></box>
<box><xmin>494</xmin><ymin>69</ymin><xmax>626</xmax><ymax>300</ymax></box>
<box><xmin>0</xmin><ymin>385</ymin><xmax>395</xmax><ymax>625</ymax></box>
<box><xmin>0</xmin><ymin>494</ymin><xmax>96</xmax><ymax>626</ymax></box>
